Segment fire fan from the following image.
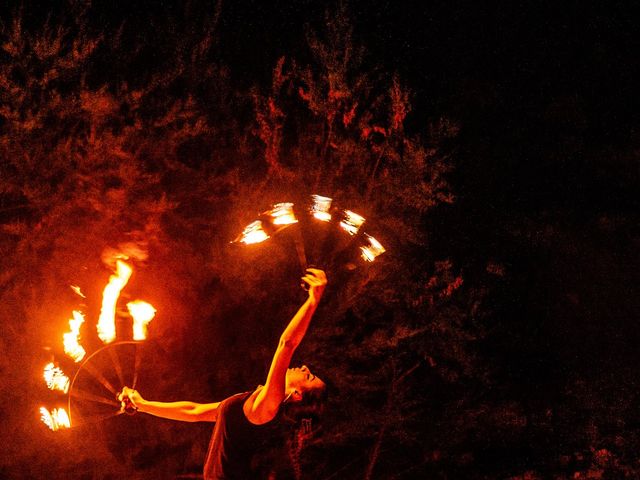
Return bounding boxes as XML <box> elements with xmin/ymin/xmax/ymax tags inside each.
<box><xmin>231</xmin><ymin>194</ymin><xmax>386</xmax><ymax>278</ymax></box>
<box><xmin>39</xmin><ymin>255</ymin><xmax>156</xmax><ymax>431</ymax></box>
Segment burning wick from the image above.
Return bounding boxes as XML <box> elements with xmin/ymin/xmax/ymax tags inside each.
<box><xmin>127</xmin><ymin>300</ymin><xmax>156</xmax><ymax>341</ymax></box>
<box><xmin>97</xmin><ymin>260</ymin><xmax>132</xmax><ymax>344</ymax></box>
<box><xmin>269</xmin><ymin>202</ymin><xmax>298</xmax><ymax>226</ymax></box>
<box><xmin>63</xmin><ymin>310</ymin><xmax>86</xmax><ymax>363</ymax></box>
<box><xmin>40</xmin><ymin>407</ymin><xmax>70</xmax><ymax>431</ymax></box>
<box><xmin>360</xmin><ymin>234</ymin><xmax>386</xmax><ymax>262</ymax></box>
<box><xmin>310</xmin><ymin>194</ymin><xmax>332</xmax><ymax>222</ymax></box>
<box><xmin>339</xmin><ymin>210</ymin><xmax>365</xmax><ymax>236</ymax></box>
<box><xmin>237</xmin><ymin>220</ymin><xmax>270</xmax><ymax>244</ymax></box>
<box><xmin>43</xmin><ymin>362</ymin><xmax>70</xmax><ymax>393</ymax></box>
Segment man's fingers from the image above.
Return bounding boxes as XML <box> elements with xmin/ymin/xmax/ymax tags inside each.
<box><xmin>302</xmin><ymin>272</ymin><xmax>324</xmax><ymax>283</ymax></box>
<box><xmin>118</xmin><ymin>386</ymin><xmax>136</xmax><ymax>403</ymax></box>
<box><xmin>302</xmin><ymin>268</ymin><xmax>327</xmax><ymax>297</ymax></box>
<box><xmin>301</xmin><ymin>275</ymin><xmax>319</xmax><ymax>286</ymax></box>
<box><xmin>304</xmin><ymin>268</ymin><xmax>327</xmax><ymax>283</ymax></box>
<box><xmin>305</xmin><ymin>267</ymin><xmax>325</xmax><ymax>276</ymax></box>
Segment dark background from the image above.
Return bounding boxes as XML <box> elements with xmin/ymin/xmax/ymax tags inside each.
<box><xmin>1</xmin><ymin>1</ymin><xmax>638</xmax><ymax>478</ymax></box>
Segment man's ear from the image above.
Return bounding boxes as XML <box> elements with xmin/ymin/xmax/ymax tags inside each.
<box><xmin>292</xmin><ymin>390</ymin><xmax>302</xmax><ymax>402</ymax></box>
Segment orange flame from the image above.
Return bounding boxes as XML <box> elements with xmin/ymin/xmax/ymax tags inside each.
<box><xmin>40</xmin><ymin>407</ymin><xmax>71</xmax><ymax>431</ymax></box>
<box><xmin>269</xmin><ymin>202</ymin><xmax>298</xmax><ymax>225</ymax></box>
<box><xmin>238</xmin><ymin>220</ymin><xmax>270</xmax><ymax>244</ymax></box>
<box><xmin>127</xmin><ymin>300</ymin><xmax>156</xmax><ymax>340</ymax></box>
<box><xmin>360</xmin><ymin>234</ymin><xmax>386</xmax><ymax>262</ymax></box>
<box><xmin>97</xmin><ymin>260</ymin><xmax>132</xmax><ymax>344</ymax></box>
<box><xmin>43</xmin><ymin>362</ymin><xmax>70</xmax><ymax>393</ymax></box>
<box><xmin>310</xmin><ymin>195</ymin><xmax>332</xmax><ymax>222</ymax></box>
<box><xmin>339</xmin><ymin>210</ymin><xmax>365</xmax><ymax>236</ymax></box>
<box><xmin>63</xmin><ymin>310</ymin><xmax>86</xmax><ymax>362</ymax></box>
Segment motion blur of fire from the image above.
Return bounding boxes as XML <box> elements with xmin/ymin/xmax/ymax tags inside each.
<box><xmin>310</xmin><ymin>194</ymin><xmax>333</xmax><ymax>222</ymax></box>
<box><xmin>237</xmin><ymin>220</ymin><xmax>270</xmax><ymax>244</ymax></box>
<box><xmin>39</xmin><ymin>407</ymin><xmax>70</xmax><ymax>431</ymax></box>
<box><xmin>269</xmin><ymin>202</ymin><xmax>298</xmax><ymax>225</ymax></box>
<box><xmin>360</xmin><ymin>234</ymin><xmax>386</xmax><ymax>262</ymax></box>
<box><xmin>43</xmin><ymin>363</ymin><xmax>70</xmax><ymax>393</ymax></box>
<box><xmin>42</xmin><ymin>256</ymin><xmax>156</xmax><ymax>431</ymax></box>
<box><xmin>233</xmin><ymin>196</ymin><xmax>386</xmax><ymax>273</ymax></box>
<box><xmin>63</xmin><ymin>311</ymin><xmax>86</xmax><ymax>363</ymax></box>
<box><xmin>339</xmin><ymin>210</ymin><xmax>365</xmax><ymax>236</ymax></box>
<box><xmin>127</xmin><ymin>300</ymin><xmax>157</xmax><ymax>340</ymax></box>
<box><xmin>97</xmin><ymin>260</ymin><xmax>133</xmax><ymax>344</ymax></box>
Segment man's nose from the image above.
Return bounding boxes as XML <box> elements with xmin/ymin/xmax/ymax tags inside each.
<box><xmin>301</xmin><ymin>365</ymin><xmax>308</xmax><ymax>372</ymax></box>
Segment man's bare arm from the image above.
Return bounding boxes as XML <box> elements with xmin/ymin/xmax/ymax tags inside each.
<box><xmin>247</xmin><ymin>269</ymin><xmax>327</xmax><ymax>423</ymax></box>
<box><xmin>118</xmin><ymin>387</ymin><xmax>219</xmax><ymax>422</ymax></box>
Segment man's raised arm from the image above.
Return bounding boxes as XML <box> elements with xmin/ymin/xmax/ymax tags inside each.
<box><xmin>247</xmin><ymin>268</ymin><xmax>327</xmax><ymax>422</ymax></box>
<box><xmin>279</xmin><ymin>268</ymin><xmax>327</xmax><ymax>348</ymax></box>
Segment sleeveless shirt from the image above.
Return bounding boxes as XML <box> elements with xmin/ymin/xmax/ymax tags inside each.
<box><xmin>203</xmin><ymin>391</ymin><xmax>279</xmax><ymax>480</ymax></box>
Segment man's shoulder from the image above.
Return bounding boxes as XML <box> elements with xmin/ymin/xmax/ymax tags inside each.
<box><xmin>243</xmin><ymin>387</ymin><xmax>281</xmax><ymax>426</ymax></box>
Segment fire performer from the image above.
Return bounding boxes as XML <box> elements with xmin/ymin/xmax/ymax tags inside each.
<box><xmin>119</xmin><ymin>268</ymin><xmax>328</xmax><ymax>479</ymax></box>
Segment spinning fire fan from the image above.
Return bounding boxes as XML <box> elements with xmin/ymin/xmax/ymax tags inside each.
<box><xmin>40</xmin><ymin>257</ymin><xmax>156</xmax><ymax>431</ymax></box>
<box><xmin>232</xmin><ymin>194</ymin><xmax>386</xmax><ymax>277</ymax></box>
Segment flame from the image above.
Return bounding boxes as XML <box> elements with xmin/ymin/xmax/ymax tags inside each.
<box><xmin>127</xmin><ymin>300</ymin><xmax>156</xmax><ymax>340</ymax></box>
<box><xmin>360</xmin><ymin>234</ymin><xmax>386</xmax><ymax>262</ymax></box>
<box><xmin>63</xmin><ymin>310</ymin><xmax>86</xmax><ymax>362</ymax></box>
<box><xmin>310</xmin><ymin>194</ymin><xmax>332</xmax><ymax>222</ymax></box>
<box><xmin>43</xmin><ymin>362</ymin><xmax>70</xmax><ymax>393</ymax></box>
<box><xmin>269</xmin><ymin>203</ymin><xmax>298</xmax><ymax>225</ymax></box>
<box><xmin>40</xmin><ymin>407</ymin><xmax>71</xmax><ymax>431</ymax></box>
<box><xmin>339</xmin><ymin>210</ymin><xmax>365</xmax><ymax>236</ymax></box>
<box><xmin>70</xmin><ymin>285</ymin><xmax>86</xmax><ymax>298</ymax></box>
<box><xmin>238</xmin><ymin>220</ymin><xmax>270</xmax><ymax>244</ymax></box>
<box><xmin>97</xmin><ymin>260</ymin><xmax>132</xmax><ymax>344</ymax></box>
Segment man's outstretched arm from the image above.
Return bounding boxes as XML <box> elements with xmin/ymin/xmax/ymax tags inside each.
<box><xmin>118</xmin><ymin>387</ymin><xmax>220</xmax><ymax>422</ymax></box>
<box><xmin>247</xmin><ymin>268</ymin><xmax>327</xmax><ymax>423</ymax></box>
<box><xmin>279</xmin><ymin>269</ymin><xmax>326</xmax><ymax>347</ymax></box>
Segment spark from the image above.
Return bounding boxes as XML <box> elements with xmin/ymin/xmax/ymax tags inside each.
<box><xmin>70</xmin><ymin>285</ymin><xmax>86</xmax><ymax>298</ymax></box>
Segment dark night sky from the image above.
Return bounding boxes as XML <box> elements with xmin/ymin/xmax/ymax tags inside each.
<box><xmin>1</xmin><ymin>0</ymin><xmax>639</xmax><ymax>478</ymax></box>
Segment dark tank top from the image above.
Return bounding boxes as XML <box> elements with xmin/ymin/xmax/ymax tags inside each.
<box><xmin>203</xmin><ymin>391</ymin><xmax>279</xmax><ymax>480</ymax></box>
